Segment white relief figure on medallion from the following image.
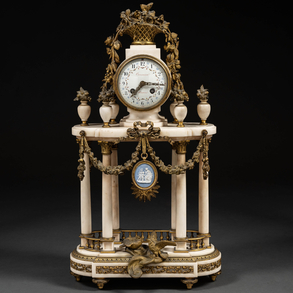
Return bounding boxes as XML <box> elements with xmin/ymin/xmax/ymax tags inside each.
<box><xmin>137</xmin><ymin>167</ymin><xmax>153</xmax><ymax>183</ymax></box>
<box><xmin>134</xmin><ymin>163</ymin><xmax>156</xmax><ymax>188</ymax></box>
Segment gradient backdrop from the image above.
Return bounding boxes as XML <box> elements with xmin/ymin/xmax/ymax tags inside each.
<box><xmin>1</xmin><ymin>1</ymin><xmax>292</xmax><ymax>292</ymax></box>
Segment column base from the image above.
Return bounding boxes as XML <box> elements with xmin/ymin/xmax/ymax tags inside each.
<box><xmin>113</xmin><ymin>229</ymin><xmax>121</xmax><ymax>243</ymax></box>
<box><xmin>175</xmin><ymin>237</ymin><xmax>189</xmax><ymax>252</ymax></box>
<box><xmin>100</xmin><ymin>237</ymin><xmax>115</xmax><ymax>252</ymax></box>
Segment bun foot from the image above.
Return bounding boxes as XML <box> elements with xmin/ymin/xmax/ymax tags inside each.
<box><xmin>70</xmin><ymin>271</ymin><xmax>81</xmax><ymax>282</ymax></box>
<box><xmin>210</xmin><ymin>270</ymin><xmax>221</xmax><ymax>281</ymax></box>
<box><xmin>181</xmin><ymin>278</ymin><xmax>198</xmax><ymax>289</ymax></box>
<box><xmin>92</xmin><ymin>278</ymin><xmax>109</xmax><ymax>289</ymax></box>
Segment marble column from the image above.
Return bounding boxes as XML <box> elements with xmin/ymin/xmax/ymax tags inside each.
<box><xmin>198</xmin><ymin>151</ymin><xmax>209</xmax><ymax>246</ymax></box>
<box><xmin>111</xmin><ymin>145</ymin><xmax>120</xmax><ymax>242</ymax></box>
<box><xmin>171</xmin><ymin>146</ymin><xmax>177</xmax><ymax>240</ymax></box>
<box><xmin>80</xmin><ymin>152</ymin><xmax>92</xmax><ymax>247</ymax></box>
<box><xmin>100</xmin><ymin>142</ymin><xmax>114</xmax><ymax>251</ymax></box>
<box><xmin>175</xmin><ymin>141</ymin><xmax>189</xmax><ymax>251</ymax></box>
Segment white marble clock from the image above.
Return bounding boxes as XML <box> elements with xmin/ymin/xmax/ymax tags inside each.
<box><xmin>70</xmin><ymin>3</ymin><xmax>220</xmax><ymax>290</ymax></box>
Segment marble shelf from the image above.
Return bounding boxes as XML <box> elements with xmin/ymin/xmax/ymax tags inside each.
<box><xmin>72</xmin><ymin>122</ymin><xmax>217</xmax><ymax>141</ymax></box>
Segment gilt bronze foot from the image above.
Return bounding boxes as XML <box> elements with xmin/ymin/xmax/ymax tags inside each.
<box><xmin>181</xmin><ymin>278</ymin><xmax>198</xmax><ymax>289</ymax></box>
<box><xmin>92</xmin><ymin>278</ymin><xmax>109</xmax><ymax>289</ymax></box>
<box><xmin>70</xmin><ymin>271</ymin><xmax>81</xmax><ymax>282</ymax></box>
<box><xmin>210</xmin><ymin>270</ymin><xmax>221</xmax><ymax>281</ymax></box>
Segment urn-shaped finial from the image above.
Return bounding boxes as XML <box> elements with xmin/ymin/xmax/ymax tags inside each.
<box><xmin>109</xmin><ymin>101</ymin><xmax>120</xmax><ymax>124</ymax></box>
<box><xmin>170</xmin><ymin>99</ymin><xmax>179</xmax><ymax>124</ymax></box>
<box><xmin>197</xmin><ymin>85</ymin><xmax>211</xmax><ymax>125</ymax></box>
<box><xmin>174</xmin><ymin>100</ymin><xmax>187</xmax><ymax>127</ymax></box>
<box><xmin>99</xmin><ymin>101</ymin><xmax>112</xmax><ymax>128</ymax></box>
<box><xmin>74</xmin><ymin>87</ymin><xmax>91</xmax><ymax>126</ymax></box>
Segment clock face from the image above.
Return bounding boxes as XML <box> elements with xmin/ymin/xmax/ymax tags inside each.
<box><xmin>113</xmin><ymin>55</ymin><xmax>171</xmax><ymax>111</ymax></box>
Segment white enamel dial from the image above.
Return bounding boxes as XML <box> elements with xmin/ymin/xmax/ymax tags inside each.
<box><xmin>114</xmin><ymin>55</ymin><xmax>171</xmax><ymax>111</ymax></box>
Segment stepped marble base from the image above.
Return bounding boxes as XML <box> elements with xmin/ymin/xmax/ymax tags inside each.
<box><xmin>70</xmin><ymin>244</ymin><xmax>221</xmax><ymax>289</ymax></box>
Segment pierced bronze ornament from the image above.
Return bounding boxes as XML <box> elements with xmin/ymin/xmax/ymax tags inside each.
<box><xmin>98</xmin><ymin>3</ymin><xmax>188</xmax><ymax>104</ymax></box>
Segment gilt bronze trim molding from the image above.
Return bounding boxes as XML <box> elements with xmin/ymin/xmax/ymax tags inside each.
<box><xmin>95</xmin><ymin>265</ymin><xmax>194</xmax><ymax>275</ymax></box>
<box><xmin>198</xmin><ymin>259</ymin><xmax>221</xmax><ymax>272</ymax></box>
<box><xmin>70</xmin><ymin>260</ymin><xmax>92</xmax><ymax>273</ymax></box>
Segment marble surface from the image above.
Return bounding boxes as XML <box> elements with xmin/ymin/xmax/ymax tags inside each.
<box><xmin>71</xmin><ymin>244</ymin><xmax>221</xmax><ymax>278</ymax></box>
<box><xmin>72</xmin><ymin>122</ymin><xmax>216</xmax><ymax>140</ymax></box>
<box><xmin>125</xmin><ymin>45</ymin><xmax>161</xmax><ymax>60</ymax></box>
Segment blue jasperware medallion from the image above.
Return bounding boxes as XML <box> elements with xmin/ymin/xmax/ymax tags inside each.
<box><xmin>132</xmin><ymin>160</ymin><xmax>158</xmax><ymax>190</ymax></box>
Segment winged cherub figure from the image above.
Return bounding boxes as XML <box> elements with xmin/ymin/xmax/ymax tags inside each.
<box><xmin>123</xmin><ymin>231</ymin><xmax>176</xmax><ymax>278</ymax></box>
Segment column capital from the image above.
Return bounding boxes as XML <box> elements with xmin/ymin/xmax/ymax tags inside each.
<box><xmin>174</xmin><ymin>140</ymin><xmax>190</xmax><ymax>154</ymax></box>
<box><xmin>98</xmin><ymin>141</ymin><xmax>114</xmax><ymax>155</ymax></box>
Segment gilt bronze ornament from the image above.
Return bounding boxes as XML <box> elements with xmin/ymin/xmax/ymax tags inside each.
<box><xmin>123</xmin><ymin>231</ymin><xmax>176</xmax><ymax>279</ymax></box>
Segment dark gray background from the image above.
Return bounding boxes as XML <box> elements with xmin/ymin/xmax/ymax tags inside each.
<box><xmin>1</xmin><ymin>0</ymin><xmax>292</xmax><ymax>292</ymax></box>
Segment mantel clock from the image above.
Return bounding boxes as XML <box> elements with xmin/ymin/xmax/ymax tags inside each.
<box><xmin>71</xmin><ymin>2</ymin><xmax>221</xmax><ymax>290</ymax></box>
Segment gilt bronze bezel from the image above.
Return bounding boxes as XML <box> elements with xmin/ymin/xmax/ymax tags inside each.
<box><xmin>113</xmin><ymin>54</ymin><xmax>172</xmax><ymax>111</ymax></box>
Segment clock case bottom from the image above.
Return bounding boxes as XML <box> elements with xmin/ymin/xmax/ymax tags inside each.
<box><xmin>70</xmin><ymin>244</ymin><xmax>221</xmax><ymax>289</ymax></box>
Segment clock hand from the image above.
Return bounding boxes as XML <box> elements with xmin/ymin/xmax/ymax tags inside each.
<box><xmin>131</xmin><ymin>81</ymin><xmax>165</xmax><ymax>97</ymax></box>
<box><xmin>131</xmin><ymin>80</ymin><xmax>147</xmax><ymax>96</ymax></box>
<box><xmin>145</xmin><ymin>82</ymin><xmax>166</xmax><ymax>86</ymax></box>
